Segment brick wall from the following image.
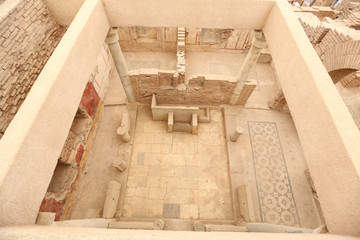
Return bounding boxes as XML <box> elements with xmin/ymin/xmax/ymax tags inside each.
<box><xmin>129</xmin><ymin>69</ymin><xmax>256</xmax><ymax>105</ymax></box>
<box><xmin>0</xmin><ymin>0</ymin><xmax>66</xmax><ymax>139</ymax></box>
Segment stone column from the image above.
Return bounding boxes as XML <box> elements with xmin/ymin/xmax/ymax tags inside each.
<box><xmin>229</xmin><ymin>30</ymin><xmax>266</xmax><ymax>105</ymax></box>
<box><xmin>103</xmin><ymin>181</ymin><xmax>121</xmax><ymax>219</ymax></box>
<box><xmin>106</xmin><ymin>27</ymin><xmax>136</xmax><ymax>103</ymax></box>
<box><xmin>230</xmin><ymin>127</ymin><xmax>244</xmax><ymax>142</ymax></box>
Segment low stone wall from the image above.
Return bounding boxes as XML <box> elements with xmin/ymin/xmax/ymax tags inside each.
<box><xmin>0</xmin><ymin>0</ymin><xmax>66</xmax><ymax>139</ymax></box>
<box><xmin>130</xmin><ymin>69</ymin><xmax>238</xmax><ymax>105</ymax></box>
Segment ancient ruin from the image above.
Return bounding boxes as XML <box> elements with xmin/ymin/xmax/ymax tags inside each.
<box><xmin>0</xmin><ymin>0</ymin><xmax>359</xmax><ymax>239</ymax></box>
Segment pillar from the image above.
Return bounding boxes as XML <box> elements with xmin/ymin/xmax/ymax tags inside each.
<box><xmin>229</xmin><ymin>30</ymin><xmax>266</xmax><ymax>105</ymax></box>
<box><xmin>230</xmin><ymin>127</ymin><xmax>244</xmax><ymax>142</ymax></box>
<box><xmin>167</xmin><ymin>112</ymin><xmax>174</xmax><ymax>133</ymax></box>
<box><xmin>105</xmin><ymin>27</ymin><xmax>136</xmax><ymax>103</ymax></box>
<box><xmin>268</xmin><ymin>90</ymin><xmax>287</xmax><ymax>110</ymax></box>
<box><xmin>236</xmin><ymin>80</ymin><xmax>257</xmax><ymax>106</ymax></box>
<box><xmin>192</xmin><ymin>113</ymin><xmax>198</xmax><ymax>134</ymax></box>
<box><xmin>117</xmin><ymin>109</ymin><xmax>131</xmax><ymax>142</ymax></box>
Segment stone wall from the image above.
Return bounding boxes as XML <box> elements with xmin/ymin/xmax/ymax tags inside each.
<box><xmin>313</xmin><ymin>0</ymin><xmax>334</xmax><ymax>6</ymax></box>
<box><xmin>117</xmin><ymin>27</ymin><xmax>253</xmax><ymax>52</ymax></box>
<box><xmin>340</xmin><ymin>2</ymin><xmax>360</xmax><ymax>29</ymax></box>
<box><xmin>129</xmin><ymin>69</ymin><xmax>255</xmax><ymax>105</ymax></box>
<box><xmin>0</xmin><ymin>0</ymin><xmax>66</xmax><ymax>139</ymax></box>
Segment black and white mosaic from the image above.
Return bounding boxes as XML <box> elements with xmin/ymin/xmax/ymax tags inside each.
<box><xmin>248</xmin><ymin>121</ymin><xmax>300</xmax><ymax>227</ymax></box>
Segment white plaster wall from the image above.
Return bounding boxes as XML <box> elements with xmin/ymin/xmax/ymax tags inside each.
<box><xmin>0</xmin><ymin>226</ymin><xmax>358</xmax><ymax>240</ymax></box>
<box><xmin>90</xmin><ymin>43</ymin><xmax>113</xmax><ymax>101</ymax></box>
<box><xmin>44</xmin><ymin>0</ymin><xmax>275</xmax><ymax>29</ymax></box>
<box><xmin>41</xmin><ymin>0</ymin><xmax>86</xmax><ymax>26</ymax></box>
<box><xmin>0</xmin><ymin>0</ymin><xmax>110</xmax><ymax>226</ymax></box>
<box><xmin>263</xmin><ymin>0</ymin><xmax>360</xmax><ymax>236</ymax></box>
<box><xmin>103</xmin><ymin>0</ymin><xmax>275</xmax><ymax>29</ymax></box>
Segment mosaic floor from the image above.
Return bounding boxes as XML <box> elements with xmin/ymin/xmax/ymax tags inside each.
<box><xmin>225</xmin><ymin>108</ymin><xmax>322</xmax><ymax>229</ymax></box>
<box><xmin>248</xmin><ymin>121</ymin><xmax>300</xmax><ymax>226</ymax></box>
<box><xmin>121</xmin><ymin>107</ymin><xmax>233</xmax><ymax>220</ymax></box>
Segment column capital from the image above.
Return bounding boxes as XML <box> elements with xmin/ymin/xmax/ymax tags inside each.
<box><xmin>105</xmin><ymin>27</ymin><xmax>119</xmax><ymax>45</ymax></box>
<box><xmin>252</xmin><ymin>30</ymin><xmax>266</xmax><ymax>49</ymax></box>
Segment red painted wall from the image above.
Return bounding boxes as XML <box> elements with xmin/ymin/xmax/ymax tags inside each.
<box><xmin>39</xmin><ymin>81</ymin><xmax>99</xmax><ymax>221</ymax></box>
<box><xmin>80</xmin><ymin>82</ymin><xmax>100</xmax><ymax>118</ymax></box>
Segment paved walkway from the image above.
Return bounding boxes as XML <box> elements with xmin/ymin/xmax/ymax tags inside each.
<box><xmin>122</xmin><ymin>106</ymin><xmax>233</xmax><ymax>220</ymax></box>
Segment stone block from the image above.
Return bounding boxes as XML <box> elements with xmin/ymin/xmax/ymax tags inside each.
<box><xmin>246</xmin><ymin>222</ymin><xmax>313</xmax><ymax>233</ymax></box>
<box><xmin>236</xmin><ymin>79</ymin><xmax>257</xmax><ymax>105</ymax></box>
<box><xmin>117</xmin><ymin>109</ymin><xmax>131</xmax><ymax>143</ymax></box>
<box><xmin>193</xmin><ymin>221</ymin><xmax>205</xmax><ymax>231</ymax></box>
<box><xmin>35</xmin><ymin>212</ymin><xmax>55</xmax><ymax>226</ymax></box>
<box><xmin>103</xmin><ymin>181</ymin><xmax>121</xmax><ymax>219</ymax></box>
<box><xmin>205</xmin><ymin>224</ymin><xmax>248</xmax><ymax>232</ymax></box>
<box><xmin>108</xmin><ymin>219</ymin><xmax>165</xmax><ymax>230</ymax></box>
<box><xmin>191</xmin><ymin>113</ymin><xmax>198</xmax><ymax>134</ymax></box>
<box><xmin>162</xmin><ymin>203</ymin><xmax>180</xmax><ymax>218</ymax></box>
<box><xmin>167</xmin><ymin>111</ymin><xmax>174</xmax><ymax>133</ymax></box>
<box><xmin>230</xmin><ymin>127</ymin><xmax>244</xmax><ymax>142</ymax></box>
<box><xmin>173</xmin><ymin>122</ymin><xmax>192</xmax><ymax>133</ymax></box>
<box><xmin>237</xmin><ymin>184</ymin><xmax>256</xmax><ymax>222</ymax></box>
<box><xmin>112</xmin><ymin>158</ymin><xmax>127</xmax><ymax>171</ymax></box>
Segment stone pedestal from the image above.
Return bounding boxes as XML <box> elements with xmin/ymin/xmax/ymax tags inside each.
<box><xmin>117</xmin><ymin>109</ymin><xmax>131</xmax><ymax>143</ymax></box>
<box><xmin>230</xmin><ymin>127</ymin><xmax>244</xmax><ymax>142</ymax></box>
<box><xmin>167</xmin><ymin>112</ymin><xmax>174</xmax><ymax>133</ymax></box>
<box><xmin>113</xmin><ymin>159</ymin><xmax>127</xmax><ymax>172</ymax></box>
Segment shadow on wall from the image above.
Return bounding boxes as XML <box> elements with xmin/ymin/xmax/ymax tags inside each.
<box><xmin>39</xmin><ymin>81</ymin><xmax>100</xmax><ymax>221</ymax></box>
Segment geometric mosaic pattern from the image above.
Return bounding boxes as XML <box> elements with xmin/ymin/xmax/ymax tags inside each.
<box><xmin>248</xmin><ymin>121</ymin><xmax>301</xmax><ymax>227</ymax></box>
